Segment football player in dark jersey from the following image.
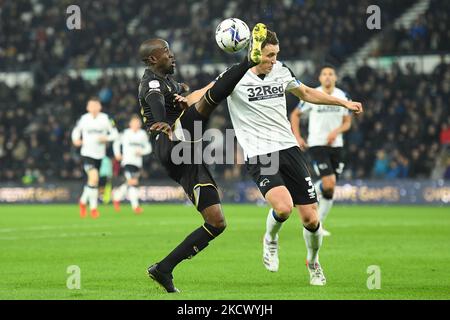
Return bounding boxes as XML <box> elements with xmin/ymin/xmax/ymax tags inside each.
<box><xmin>138</xmin><ymin>23</ymin><xmax>267</xmax><ymax>292</ymax></box>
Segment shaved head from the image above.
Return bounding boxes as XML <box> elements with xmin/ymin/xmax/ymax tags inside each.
<box><xmin>139</xmin><ymin>39</ymin><xmax>168</xmax><ymax>63</ymax></box>
<box><xmin>139</xmin><ymin>38</ymin><xmax>175</xmax><ymax>75</ymax></box>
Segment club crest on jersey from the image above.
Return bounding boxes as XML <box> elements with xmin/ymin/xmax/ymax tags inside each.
<box><xmin>260</xmin><ymin>178</ymin><xmax>270</xmax><ymax>187</ymax></box>
<box><xmin>247</xmin><ymin>85</ymin><xmax>284</xmax><ymax>102</ymax></box>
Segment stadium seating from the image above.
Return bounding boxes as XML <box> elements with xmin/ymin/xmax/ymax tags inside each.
<box><xmin>374</xmin><ymin>0</ymin><xmax>450</xmax><ymax>56</ymax></box>
<box><xmin>1</xmin><ymin>0</ymin><xmax>416</xmax><ymax>74</ymax></box>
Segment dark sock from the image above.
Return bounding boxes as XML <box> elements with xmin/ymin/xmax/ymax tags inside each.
<box><xmin>157</xmin><ymin>223</ymin><xmax>223</xmax><ymax>273</ymax></box>
<box><xmin>206</xmin><ymin>58</ymin><xmax>252</xmax><ymax>105</ymax></box>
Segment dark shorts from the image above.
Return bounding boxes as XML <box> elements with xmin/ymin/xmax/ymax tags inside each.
<box><xmin>151</xmin><ymin>107</ymin><xmax>220</xmax><ymax>212</ymax></box>
<box><xmin>308</xmin><ymin>146</ymin><xmax>345</xmax><ymax>178</ymax></box>
<box><xmin>245</xmin><ymin>146</ymin><xmax>318</xmax><ymax>205</ymax></box>
<box><xmin>123</xmin><ymin>164</ymin><xmax>141</xmax><ymax>180</ymax></box>
<box><xmin>82</xmin><ymin>156</ymin><xmax>102</xmax><ymax>174</ymax></box>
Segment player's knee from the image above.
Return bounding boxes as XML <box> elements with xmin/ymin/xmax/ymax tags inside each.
<box><xmin>205</xmin><ymin>207</ymin><xmax>227</xmax><ymax>230</ymax></box>
<box><xmin>322</xmin><ymin>176</ymin><xmax>336</xmax><ymax>191</ymax></box>
<box><xmin>322</xmin><ymin>187</ymin><xmax>334</xmax><ymax>199</ymax></box>
<box><xmin>273</xmin><ymin>202</ymin><xmax>293</xmax><ymax>217</ymax></box>
<box><xmin>303</xmin><ymin>215</ymin><xmax>320</xmax><ymax>229</ymax></box>
<box><xmin>300</xmin><ymin>204</ymin><xmax>319</xmax><ymax>227</ymax></box>
<box><xmin>205</xmin><ymin>218</ymin><xmax>226</xmax><ymax>236</ymax></box>
<box><xmin>88</xmin><ymin>172</ymin><xmax>99</xmax><ymax>186</ymax></box>
<box><xmin>210</xmin><ymin>219</ymin><xmax>227</xmax><ymax>232</ymax></box>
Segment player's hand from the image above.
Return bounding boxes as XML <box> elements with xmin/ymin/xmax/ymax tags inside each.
<box><xmin>174</xmin><ymin>94</ymin><xmax>189</xmax><ymax>110</ymax></box>
<box><xmin>149</xmin><ymin>122</ymin><xmax>172</xmax><ymax>136</ymax></box>
<box><xmin>327</xmin><ymin>130</ymin><xmax>338</xmax><ymax>146</ymax></box>
<box><xmin>98</xmin><ymin>136</ymin><xmax>109</xmax><ymax>143</ymax></box>
<box><xmin>296</xmin><ymin>137</ymin><xmax>308</xmax><ymax>151</ymax></box>
<box><xmin>115</xmin><ymin>154</ymin><xmax>122</xmax><ymax>161</ymax></box>
<box><xmin>73</xmin><ymin>139</ymin><xmax>82</xmax><ymax>147</ymax></box>
<box><xmin>135</xmin><ymin>149</ymin><xmax>142</xmax><ymax>157</ymax></box>
<box><xmin>344</xmin><ymin>101</ymin><xmax>363</xmax><ymax>114</ymax></box>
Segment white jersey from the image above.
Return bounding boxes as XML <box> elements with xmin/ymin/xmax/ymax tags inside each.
<box><xmin>113</xmin><ymin>128</ymin><xmax>152</xmax><ymax>168</ymax></box>
<box><xmin>71</xmin><ymin>112</ymin><xmax>118</xmax><ymax>160</ymax></box>
<box><xmin>299</xmin><ymin>87</ymin><xmax>351</xmax><ymax>148</ymax></box>
<box><xmin>226</xmin><ymin>61</ymin><xmax>300</xmax><ymax>158</ymax></box>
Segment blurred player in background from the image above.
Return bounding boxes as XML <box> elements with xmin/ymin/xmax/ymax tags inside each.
<box><xmin>71</xmin><ymin>97</ymin><xmax>118</xmax><ymax>219</ymax></box>
<box><xmin>291</xmin><ymin>65</ymin><xmax>352</xmax><ymax>236</ymax></box>
<box><xmin>112</xmin><ymin>115</ymin><xmax>152</xmax><ymax>214</ymax></box>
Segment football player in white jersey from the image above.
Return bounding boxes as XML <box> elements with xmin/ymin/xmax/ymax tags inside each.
<box><xmin>112</xmin><ymin>115</ymin><xmax>152</xmax><ymax>214</ymax></box>
<box><xmin>176</xmin><ymin>30</ymin><xmax>363</xmax><ymax>286</ymax></box>
<box><xmin>71</xmin><ymin>97</ymin><xmax>119</xmax><ymax>219</ymax></box>
<box><xmin>291</xmin><ymin>65</ymin><xmax>352</xmax><ymax>236</ymax></box>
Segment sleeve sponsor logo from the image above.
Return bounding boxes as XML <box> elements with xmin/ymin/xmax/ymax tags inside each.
<box><xmin>149</xmin><ymin>80</ymin><xmax>161</xmax><ymax>92</ymax></box>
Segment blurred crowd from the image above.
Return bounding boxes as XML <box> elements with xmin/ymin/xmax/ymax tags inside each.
<box><xmin>1</xmin><ymin>0</ymin><xmax>414</xmax><ymax>78</ymax></box>
<box><xmin>1</xmin><ymin>0</ymin><xmax>449</xmax><ymax>183</ymax></box>
<box><xmin>339</xmin><ymin>59</ymin><xmax>450</xmax><ymax>180</ymax></box>
<box><xmin>373</xmin><ymin>0</ymin><xmax>450</xmax><ymax>56</ymax></box>
<box><xmin>1</xmin><ymin>60</ymin><xmax>449</xmax><ymax>183</ymax></box>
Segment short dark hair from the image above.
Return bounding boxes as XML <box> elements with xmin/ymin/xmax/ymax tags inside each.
<box><xmin>320</xmin><ymin>64</ymin><xmax>336</xmax><ymax>72</ymax></box>
<box><xmin>261</xmin><ymin>29</ymin><xmax>279</xmax><ymax>49</ymax></box>
<box><xmin>88</xmin><ymin>96</ymin><xmax>100</xmax><ymax>102</ymax></box>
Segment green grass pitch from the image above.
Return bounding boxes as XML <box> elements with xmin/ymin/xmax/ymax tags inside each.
<box><xmin>0</xmin><ymin>204</ymin><xmax>449</xmax><ymax>300</ymax></box>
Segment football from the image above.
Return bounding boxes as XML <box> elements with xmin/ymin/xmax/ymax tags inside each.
<box><xmin>215</xmin><ymin>18</ymin><xmax>250</xmax><ymax>53</ymax></box>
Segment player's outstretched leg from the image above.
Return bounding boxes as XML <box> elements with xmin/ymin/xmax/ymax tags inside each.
<box><xmin>147</xmin><ymin>187</ymin><xmax>226</xmax><ymax>293</ymax></box>
<box><xmin>196</xmin><ymin>23</ymin><xmax>267</xmax><ymax>118</ymax></box>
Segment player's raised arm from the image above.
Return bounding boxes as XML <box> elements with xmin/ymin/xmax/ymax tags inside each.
<box><xmin>289</xmin><ymin>84</ymin><xmax>363</xmax><ymax>114</ymax></box>
<box><xmin>182</xmin><ymin>82</ymin><xmax>215</xmax><ymax>107</ymax></box>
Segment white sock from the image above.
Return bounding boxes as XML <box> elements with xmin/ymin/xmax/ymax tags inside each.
<box><xmin>113</xmin><ymin>183</ymin><xmax>128</xmax><ymax>202</ymax></box>
<box><xmin>303</xmin><ymin>223</ymin><xmax>323</xmax><ymax>266</ymax></box>
<box><xmin>80</xmin><ymin>185</ymin><xmax>89</xmax><ymax>204</ymax></box>
<box><xmin>319</xmin><ymin>198</ymin><xmax>334</xmax><ymax>222</ymax></box>
<box><xmin>88</xmin><ymin>186</ymin><xmax>98</xmax><ymax>210</ymax></box>
<box><xmin>128</xmin><ymin>186</ymin><xmax>139</xmax><ymax>209</ymax></box>
<box><xmin>265</xmin><ymin>209</ymin><xmax>285</xmax><ymax>241</ymax></box>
